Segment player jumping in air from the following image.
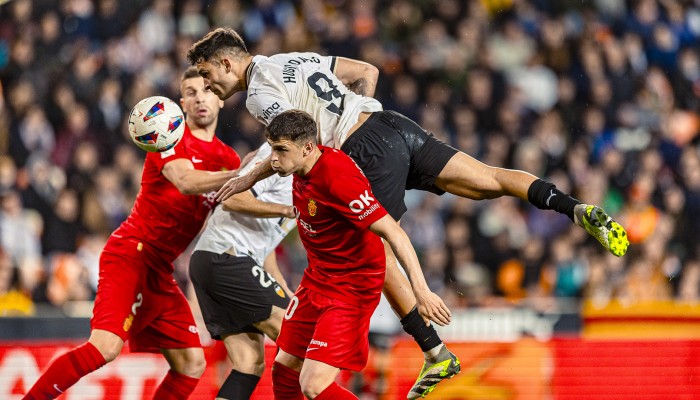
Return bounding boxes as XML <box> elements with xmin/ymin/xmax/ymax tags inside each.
<box><xmin>267</xmin><ymin>109</ymin><xmax>449</xmax><ymax>400</ymax></box>
<box><xmin>23</xmin><ymin>67</ymin><xmax>241</xmax><ymax>400</ymax></box>
<box><xmin>187</xmin><ymin>27</ymin><xmax>629</xmax><ymax>399</ymax></box>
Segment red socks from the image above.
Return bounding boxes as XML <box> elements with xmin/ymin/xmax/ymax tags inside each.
<box><xmin>272</xmin><ymin>361</ymin><xmax>304</xmax><ymax>400</ymax></box>
<box><xmin>23</xmin><ymin>342</ymin><xmax>106</xmax><ymax>400</ymax></box>
<box><xmin>153</xmin><ymin>369</ymin><xmax>200</xmax><ymax>400</ymax></box>
<box><xmin>314</xmin><ymin>382</ymin><xmax>358</xmax><ymax>400</ymax></box>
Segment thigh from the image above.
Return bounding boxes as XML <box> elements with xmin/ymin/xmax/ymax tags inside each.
<box><xmin>91</xmin><ymin>239</ymin><xmax>149</xmax><ymax>342</ymax></box>
<box><xmin>222</xmin><ymin>332</ymin><xmax>265</xmax><ymax>374</ymax></box>
<box><xmin>190</xmin><ymin>251</ymin><xmax>290</xmax><ymax>339</ymax></box>
<box><xmin>252</xmin><ymin>304</ymin><xmax>286</xmax><ymax>340</ymax></box>
<box><xmin>276</xmin><ymin>286</ymin><xmax>318</xmax><ymax>362</ymax></box>
<box><xmin>128</xmin><ymin>270</ymin><xmax>201</xmax><ymax>353</ymax></box>
<box><xmin>308</xmin><ymin>293</ymin><xmax>374</xmax><ymax>372</ymax></box>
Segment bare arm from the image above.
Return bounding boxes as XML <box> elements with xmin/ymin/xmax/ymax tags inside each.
<box><xmin>222</xmin><ymin>189</ymin><xmax>295</xmax><ymax>218</ymax></box>
<box><xmin>262</xmin><ymin>251</ymin><xmax>292</xmax><ymax>297</ymax></box>
<box><xmin>162</xmin><ymin>158</ymin><xmax>237</xmax><ymax>195</ymax></box>
<box><xmin>215</xmin><ymin>155</ymin><xmax>276</xmax><ymax>201</ymax></box>
<box><xmin>369</xmin><ymin>215</ymin><xmax>451</xmax><ymax>326</ymax></box>
<box><xmin>334</xmin><ymin>57</ymin><xmax>379</xmax><ymax>97</ymax></box>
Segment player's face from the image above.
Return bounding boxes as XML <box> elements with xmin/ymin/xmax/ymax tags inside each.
<box><xmin>268</xmin><ymin>139</ymin><xmax>305</xmax><ymax>177</ymax></box>
<box><xmin>196</xmin><ymin>58</ymin><xmax>238</xmax><ymax>100</ymax></box>
<box><xmin>180</xmin><ymin>76</ymin><xmax>223</xmax><ymax>129</ymax></box>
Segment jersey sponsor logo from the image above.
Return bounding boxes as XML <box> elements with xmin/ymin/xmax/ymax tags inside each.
<box><xmin>358</xmin><ymin>203</ymin><xmax>380</xmax><ymax>221</ymax></box>
<box><xmin>348</xmin><ymin>190</ymin><xmax>375</xmax><ymax>213</ymax></box>
<box><xmin>201</xmin><ymin>191</ymin><xmax>217</xmax><ymax>209</ymax></box>
<box><xmin>308</xmin><ymin>198</ymin><xmax>317</xmax><ymax>216</ymax></box>
<box><xmin>161</xmin><ymin>147</ymin><xmax>176</xmax><ymax>158</ymax></box>
<box><xmin>297</xmin><ymin>217</ymin><xmax>317</xmax><ymax>237</ymax></box>
<box><xmin>307</xmin><ymin>338</ymin><xmax>328</xmax><ymax>351</ymax></box>
<box><xmin>261</xmin><ymin>102</ymin><xmax>281</xmax><ymax>121</ymax></box>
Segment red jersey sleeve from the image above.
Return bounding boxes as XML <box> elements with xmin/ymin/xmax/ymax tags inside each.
<box><xmin>327</xmin><ymin>168</ymin><xmax>387</xmax><ymax>230</ymax></box>
<box><xmin>147</xmin><ymin>144</ymin><xmax>190</xmax><ymax>173</ymax></box>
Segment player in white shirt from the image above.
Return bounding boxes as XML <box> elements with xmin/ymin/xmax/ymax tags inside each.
<box><xmin>188</xmin><ymin>27</ymin><xmax>629</xmax><ymax>399</ymax></box>
<box><xmin>189</xmin><ymin>145</ymin><xmax>296</xmax><ymax>400</ymax></box>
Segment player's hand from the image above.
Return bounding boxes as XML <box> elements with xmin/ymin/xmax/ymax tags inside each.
<box><xmin>415</xmin><ymin>290</ymin><xmax>451</xmax><ymax>327</ymax></box>
<box><xmin>283</xmin><ymin>205</ymin><xmax>296</xmax><ymax>219</ymax></box>
<box><xmin>216</xmin><ymin>174</ymin><xmax>253</xmax><ymax>202</ymax></box>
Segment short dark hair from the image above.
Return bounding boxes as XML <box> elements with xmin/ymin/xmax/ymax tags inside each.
<box><xmin>187</xmin><ymin>27</ymin><xmax>248</xmax><ymax>65</ymax></box>
<box><xmin>266</xmin><ymin>110</ymin><xmax>318</xmax><ymax>145</ymax></box>
<box><xmin>181</xmin><ymin>66</ymin><xmax>201</xmax><ymax>82</ymax></box>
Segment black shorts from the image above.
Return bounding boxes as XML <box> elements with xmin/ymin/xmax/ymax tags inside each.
<box><xmin>189</xmin><ymin>250</ymin><xmax>290</xmax><ymax>339</ymax></box>
<box><xmin>340</xmin><ymin>110</ymin><xmax>458</xmax><ymax>220</ymax></box>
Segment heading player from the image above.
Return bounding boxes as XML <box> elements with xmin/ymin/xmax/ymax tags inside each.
<box><xmin>23</xmin><ymin>67</ymin><xmax>241</xmax><ymax>400</ymax></box>
<box><xmin>267</xmin><ymin>109</ymin><xmax>449</xmax><ymax>400</ymax></box>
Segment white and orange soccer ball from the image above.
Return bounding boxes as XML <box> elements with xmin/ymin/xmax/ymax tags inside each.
<box><xmin>128</xmin><ymin>96</ymin><xmax>185</xmax><ymax>152</ymax></box>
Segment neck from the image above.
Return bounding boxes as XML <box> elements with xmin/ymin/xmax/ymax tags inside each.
<box><xmin>298</xmin><ymin>146</ymin><xmax>322</xmax><ymax>177</ymax></box>
<box><xmin>239</xmin><ymin>55</ymin><xmax>254</xmax><ymax>91</ymax></box>
<box><xmin>187</xmin><ymin>121</ymin><xmax>216</xmax><ymax>141</ymax></box>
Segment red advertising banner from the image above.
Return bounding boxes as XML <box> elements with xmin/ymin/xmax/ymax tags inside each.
<box><xmin>0</xmin><ymin>341</ymin><xmax>276</xmax><ymax>400</ymax></box>
<box><xmin>3</xmin><ymin>338</ymin><xmax>700</xmax><ymax>399</ymax></box>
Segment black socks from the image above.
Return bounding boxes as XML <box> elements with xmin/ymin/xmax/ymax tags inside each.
<box><xmin>400</xmin><ymin>307</ymin><xmax>443</xmax><ymax>352</ymax></box>
<box><xmin>217</xmin><ymin>369</ymin><xmax>261</xmax><ymax>400</ymax></box>
<box><xmin>527</xmin><ymin>179</ymin><xmax>580</xmax><ymax>221</ymax></box>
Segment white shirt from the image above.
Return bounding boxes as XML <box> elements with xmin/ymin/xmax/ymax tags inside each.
<box><xmin>193</xmin><ymin>144</ymin><xmax>295</xmax><ymax>265</ymax></box>
<box><xmin>245</xmin><ymin>52</ymin><xmax>383</xmax><ymax>148</ymax></box>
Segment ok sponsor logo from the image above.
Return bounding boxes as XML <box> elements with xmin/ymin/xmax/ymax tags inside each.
<box><xmin>348</xmin><ymin>190</ymin><xmax>380</xmax><ymax>220</ymax></box>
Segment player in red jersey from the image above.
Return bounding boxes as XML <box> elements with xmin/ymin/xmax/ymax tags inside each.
<box><xmin>22</xmin><ymin>67</ymin><xmax>241</xmax><ymax>400</ymax></box>
<box><xmin>265</xmin><ymin>110</ymin><xmax>450</xmax><ymax>400</ymax></box>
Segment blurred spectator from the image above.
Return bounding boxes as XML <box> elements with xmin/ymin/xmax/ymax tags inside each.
<box><xmin>1</xmin><ymin>0</ymin><xmax>700</xmax><ymax>313</ymax></box>
<box><xmin>0</xmin><ymin>189</ymin><xmax>43</xmax><ymax>296</ymax></box>
<box><xmin>45</xmin><ymin>253</ymin><xmax>94</xmax><ymax>306</ymax></box>
<box><xmin>0</xmin><ymin>248</ymin><xmax>34</xmax><ymax>316</ymax></box>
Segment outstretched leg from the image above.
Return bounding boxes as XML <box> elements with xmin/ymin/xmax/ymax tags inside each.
<box><xmin>435</xmin><ymin>152</ymin><xmax>629</xmax><ymax>256</ymax></box>
<box><xmin>381</xmin><ymin>242</ymin><xmax>461</xmax><ymax>399</ymax></box>
<box><xmin>22</xmin><ymin>329</ymin><xmax>118</xmax><ymax>399</ymax></box>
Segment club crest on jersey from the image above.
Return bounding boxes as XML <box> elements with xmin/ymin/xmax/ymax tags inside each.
<box><xmin>123</xmin><ymin>314</ymin><xmax>134</xmax><ymax>332</ymax></box>
<box><xmin>307</xmin><ymin>199</ymin><xmax>318</xmax><ymax>216</ymax></box>
<box><xmin>274</xmin><ymin>283</ymin><xmax>286</xmax><ymax>298</ymax></box>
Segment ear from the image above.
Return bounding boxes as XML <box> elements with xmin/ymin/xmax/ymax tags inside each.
<box><xmin>303</xmin><ymin>142</ymin><xmax>314</xmax><ymax>156</ymax></box>
<box><xmin>222</xmin><ymin>58</ymin><xmax>232</xmax><ymax>73</ymax></box>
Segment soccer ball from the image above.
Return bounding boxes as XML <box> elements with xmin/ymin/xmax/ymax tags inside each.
<box><xmin>128</xmin><ymin>96</ymin><xmax>185</xmax><ymax>152</ymax></box>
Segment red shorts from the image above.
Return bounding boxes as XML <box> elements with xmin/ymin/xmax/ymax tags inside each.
<box><xmin>276</xmin><ymin>285</ymin><xmax>374</xmax><ymax>372</ymax></box>
<box><xmin>91</xmin><ymin>236</ymin><xmax>201</xmax><ymax>353</ymax></box>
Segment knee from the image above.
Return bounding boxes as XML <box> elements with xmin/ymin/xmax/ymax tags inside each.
<box><xmin>299</xmin><ymin>375</ymin><xmax>326</xmax><ymax>399</ymax></box>
<box><xmin>88</xmin><ymin>332</ymin><xmax>123</xmax><ymax>363</ymax></box>
<box><xmin>172</xmin><ymin>348</ymin><xmax>207</xmax><ymax>378</ymax></box>
<box><xmin>185</xmin><ymin>350</ymin><xmax>207</xmax><ymax>378</ymax></box>
<box><xmin>232</xmin><ymin>352</ymin><xmax>265</xmax><ymax>376</ymax></box>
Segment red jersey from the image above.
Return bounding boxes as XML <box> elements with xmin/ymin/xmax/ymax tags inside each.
<box><xmin>112</xmin><ymin>125</ymin><xmax>240</xmax><ymax>265</ymax></box>
<box><xmin>293</xmin><ymin>146</ymin><xmax>388</xmax><ymax>308</ymax></box>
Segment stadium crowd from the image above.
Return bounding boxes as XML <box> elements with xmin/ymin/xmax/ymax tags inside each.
<box><xmin>0</xmin><ymin>0</ymin><xmax>699</xmax><ymax>317</ymax></box>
